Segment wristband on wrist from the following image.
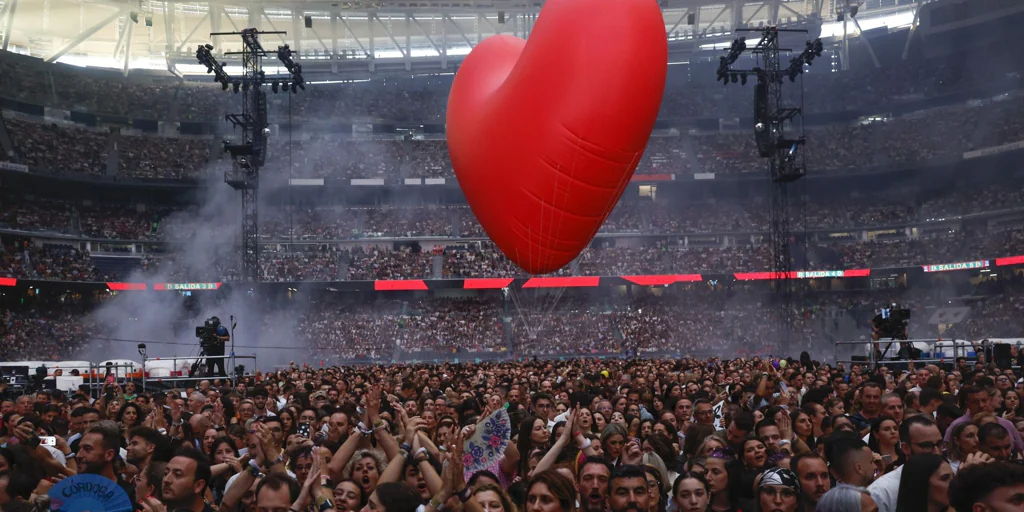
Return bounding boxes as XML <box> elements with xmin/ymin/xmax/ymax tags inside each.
<box><xmin>457</xmin><ymin>487</ymin><xmax>472</xmax><ymax>503</ymax></box>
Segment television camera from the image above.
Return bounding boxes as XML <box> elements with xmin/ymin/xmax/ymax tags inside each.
<box><xmin>191</xmin><ymin>316</ymin><xmax>227</xmax><ymax>377</ymax></box>
<box><xmin>871</xmin><ymin>304</ymin><xmax>919</xmax><ymax>361</ymax></box>
<box><xmin>196</xmin><ymin>316</ymin><xmax>223</xmax><ymax>349</ymax></box>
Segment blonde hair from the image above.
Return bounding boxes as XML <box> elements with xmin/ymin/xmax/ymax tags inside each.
<box><xmin>473</xmin><ymin>484</ymin><xmax>518</xmax><ymax>512</ymax></box>
<box><xmin>342</xmin><ymin>449</ymin><xmax>388</xmax><ymax>480</ymax></box>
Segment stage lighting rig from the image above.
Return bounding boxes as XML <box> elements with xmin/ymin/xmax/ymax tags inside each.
<box><xmin>712</xmin><ymin>25</ymin><xmax>821</xmax><ymax>355</ymax></box>
<box><xmin>202</xmin><ymin>27</ymin><xmax>285</xmax><ymax>283</ymax></box>
<box><xmin>276</xmin><ymin>45</ymin><xmax>306</xmax><ymax>93</ymax></box>
<box><xmin>195</xmin><ymin>44</ymin><xmax>232</xmax><ymax>88</ymax></box>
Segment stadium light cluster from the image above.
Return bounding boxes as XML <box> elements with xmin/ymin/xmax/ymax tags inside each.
<box><xmin>274</xmin><ymin>44</ymin><xmax>306</xmax><ymax>94</ymax></box>
<box><xmin>785</xmin><ymin>39</ymin><xmax>824</xmax><ymax>81</ymax></box>
<box><xmin>195</xmin><ymin>44</ymin><xmax>232</xmax><ymax>91</ymax></box>
<box><xmin>716</xmin><ymin>37</ymin><xmax>747</xmax><ymax>84</ymax></box>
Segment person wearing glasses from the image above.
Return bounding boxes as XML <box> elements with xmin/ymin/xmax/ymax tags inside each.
<box><xmin>867</xmin><ymin>416</ymin><xmax>944</xmax><ymax>512</ymax></box>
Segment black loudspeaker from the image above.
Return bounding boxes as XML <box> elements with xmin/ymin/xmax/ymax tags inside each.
<box><xmin>304</xmin><ymin>15</ymin><xmax>313</xmax><ymax>28</ymax></box>
<box><xmin>754</xmin><ymin>83</ymin><xmax>773</xmax><ymax>158</ymax></box>
<box><xmin>498</xmin><ymin>11</ymin><xmax>505</xmax><ymax>24</ymax></box>
<box><xmin>994</xmin><ymin>343</ymin><xmax>1012</xmax><ymax>369</ymax></box>
<box><xmin>687</xmin><ymin>12</ymin><xmax>696</xmax><ymax>25</ymax></box>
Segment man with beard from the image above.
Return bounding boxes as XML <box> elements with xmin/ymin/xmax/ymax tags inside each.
<box><xmin>607</xmin><ymin>465</ymin><xmax>649</xmax><ymax>512</ymax></box>
<box><xmin>252</xmin><ymin>387</ymin><xmax>276</xmax><ymax>417</ymax></box>
<box><xmin>577</xmin><ymin>459</ymin><xmax>612</xmax><ymax>512</ymax></box>
<box><xmin>791</xmin><ymin>453</ymin><xmax>830</xmax><ymax>511</ymax></box>
<box><xmin>78</xmin><ymin>421</ymin><xmax>136</xmax><ymax>505</ymax></box>
<box><xmin>126</xmin><ymin>426</ymin><xmax>165</xmax><ymax>470</ymax></box>
<box><xmin>162</xmin><ymin>450</ymin><xmax>215</xmax><ymax>512</ymax></box>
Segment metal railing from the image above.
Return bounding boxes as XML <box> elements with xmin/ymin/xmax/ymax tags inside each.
<box><xmin>140</xmin><ymin>354</ymin><xmax>258</xmax><ymax>390</ymax></box>
<box><xmin>833</xmin><ymin>337</ymin><xmax>980</xmax><ymax>368</ymax></box>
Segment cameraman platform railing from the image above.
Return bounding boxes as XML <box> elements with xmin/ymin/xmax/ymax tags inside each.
<box><xmin>140</xmin><ymin>354</ymin><xmax>258</xmax><ymax>390</ymax></box>
<box><xmin>83</xmin><ymin>361</ymin><xmax>140</xmax><ymax>396</ymax></box>
<box><xmin>833</xmin><ymin>338</ymin><xmax>981</xmax><ymax>368</ymax></box>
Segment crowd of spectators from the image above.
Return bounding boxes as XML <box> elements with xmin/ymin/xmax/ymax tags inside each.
<box><xmin>4</xmin><ymin>224</ymin><xmax>1024</xmax><ymax>283</ymax></box>
<box><xmin>3</xmin><ymin>42</ymin><xmax>1020</xmax><ymax>121</ymax></box>
<box><xmin>7</xmin><ymin>94</ymin><xmax>1024</xmax><ymax>181</ymax></box>
<box><xmin>0</xmin><ymin>243</ymin><xmax>99</xmax><ymax>281</ymax></box>
<box><xmin>115</xmin><ymin>134</ymin><xmax>211</xmax><ymax>179</ymax></box>
<box><xmin>4</xmin><ymin>179</ymin><xmax>1022</xmax><ymax>245</ymax></box>
<box><xmin>4</xmin><ymin>278</ymin><xmax>1024</xmax><ymax>363</ymax></box>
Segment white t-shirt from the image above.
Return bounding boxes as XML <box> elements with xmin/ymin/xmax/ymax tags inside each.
<box><xmin>868</xmin><ymin>465</ymin><xmax>902</xmax><ymax>512</ymax></box>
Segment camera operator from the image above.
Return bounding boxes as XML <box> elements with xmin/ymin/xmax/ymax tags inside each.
<box><xmin>871</xmin><ymin>304</ymin><xmax>914</xmax><ymax>361</ymax></box>
<box><xmin>204</xmin><ymin>317</ymin><xmax>230</xmax><ymax>377</ymax></box>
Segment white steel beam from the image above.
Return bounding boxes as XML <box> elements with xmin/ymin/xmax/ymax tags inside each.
<box><xmin>1</xmin><ymin>0</ymin><xmax>19</xmax><ymax>52</ymax></box>
<box><xmin>164</xmin><ymin>1</ymin><xmax>175</xmax><ymax>71</ymax></box>
<box><xmin>260</xmin><ymin>11</ymin><xmax>290</xmax><ymax>45</ymax></box>
<box><xmin>902</xmin><ymin>5</ymin><xmax>920</xmax><ymax>60</ymax></box>
<box><xmin>112</xmin><ymin>16</ymin><xmax>129</xmax><ymax>58</ymax></box>
<box><xmin>308</xmin><ymin>25</ymin><xmax>330</xmax><ymax>53</ymax></box>
<box><xmin>443</xmin><ymin>13</ymin><xmax>474</xmax><ymax>48</ymax></box>
<box><xmin>744</xmin><ymin>3</ymin><xmax>765</xmax><ymax>26</ymax></box>
<box><xmin>779</xmin><ymin>2</ymin><xmax>805</xmax><ymax>21</ymax></box>
<box><xmin>291</xmin><ymin>11</ymin><xmax>301</xmax><ymax>54</ymax></box>
<box><xmin>337</xmin><ymin>15</ymin><xmax>369</xmax><ymax>57</ymax></box>
<box><xmin>440</xmin><ymin>10</ymin><xmax>447</xmax><ymax>68</ymax></box>
<box><xmin>368</xmin><ymin>14</ymin><xmax>374</xmax><ymax>70</ymax></box>
<box><xmin>248</xmin><ymin>6</ymin><xmax>259</xmax><ymax>29</ymax></box>
<box><xmin>210</xmin><ymin>1</ymin><xmax>221</xmax><ymax>48</ymax></box>
<box><xmin>700</xmin><ymin>5</ymin><xmax>728</xmax><ymax>37</ymax></box>
<box><xmin>666</xmin><ymin>9</ymin><xmax>689</xmax><ymax>37</ymax></box>
<box><xmin>330</xmin><ymin>11</ymin><xmax>339</xmax><ymax>55</ymax></box>
<box><xmin>176</xmin><ymin>11</ymin><xmax>209</xmax><ymax>53</ymax></box>
<box><xmin>122</xmin><ymin>18</ymin><xmax>134</xmax><ymax>76</ymax></box>
<box><xmin>404</xmin><ymin>15</ymin><xmax>411</xmax><ymax>69</ymax></box>
<box><xmin>409</xmin><ymin>15</ymin><xmax>441</xmax><ymax>56</ymax></box>
<box><xmin>478</xmin><ymin>13</ymin><xmax>501</xmax><ymax>36</ymax></box>
<box><xmin>851</xmin><ymin>15</ymin><xmax>880</xmax><ymax>68</ymax></box>
<box><xmin>371</xmin><ymin>13</ymin><xmax>405</xmax><ymax>57</ymax></box>
<box><xmin>221</xmin><ymin>7</ymin><xmax>241</xmax><ymax>33</ymax></box>
<box><xmin>45</xmin><ymin>8</ymin><xmax>126</xmax><ymax>63</ymax></box>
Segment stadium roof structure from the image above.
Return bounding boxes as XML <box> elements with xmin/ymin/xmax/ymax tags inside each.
<box><xmin>1</xmin><ymin>0</ymin><xmax>913</xmax><ymax>79</ymax></box>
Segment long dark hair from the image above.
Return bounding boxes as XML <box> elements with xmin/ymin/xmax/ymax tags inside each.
<box><xmin>516</xmin><ymin>416</ymin><xmax>544</xmax><ymax>476</ymax></box>
<box><xmin>895</xmin><ymin>453</ymin><xmax>948</xmax><ymax>512</ymax></box>
<box><xmin>867</xmin><ymin>416</ymin><xmax>904</xmax><ymax>469</ymax></box>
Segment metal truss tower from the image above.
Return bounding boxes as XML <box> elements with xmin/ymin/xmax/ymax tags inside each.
<box><xmin>718</xmin><ymin>26</ymin><xmax>820</xmax><ymax>354</ymax></box>
<box><xmin>199</xmin><ymin>29</ymin><xmax>281</xmax><ymax>282</ymax></box>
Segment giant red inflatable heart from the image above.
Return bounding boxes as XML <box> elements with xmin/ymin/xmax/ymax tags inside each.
<box><xmin>446</xmin><ymin>0</ymin><xmax>668</xmax><ymax>275</ymax></box>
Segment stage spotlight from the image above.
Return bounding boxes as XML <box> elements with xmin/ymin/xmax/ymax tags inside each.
<box><xmin>272</xmin><ymin>81</ymin><xmax>279</xmax><ymax>94</ymax></box>
<box><xmin>232</xmin><ymin>82</ymin><xmax>240</xmax><ymax>93</ymax></box>
<box><xmin>221</xmin><ymin>81</ymin><xmax>229</xmax><ymax>91</ymax></box>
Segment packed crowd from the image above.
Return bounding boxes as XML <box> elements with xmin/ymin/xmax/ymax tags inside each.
<box><xmin>4</xmin><ymin>179</ymin><xmax>1024</xmax><ymax>243</ymax></box>
<box><xmin>3</xmin><ymin>223</ymin><xmax>1024</xmax><ymax>284</ymax></box>
<box><xmin>9</xmin><ymin>94</ymin><xmax>1024</xmax><ymax>181</ymax></box>
<box><xmin>6</xmin><ymin>275</ymin><xmax>1024</xmax><ymax>365</ymax></box>
<box><xmin>2</xmin><ymin>40</ymin><xmax>1021</xmax><ymax>121</ymax></box>
<box><xmin>1</xmin><ymin>347</ymin><xmax>1023</xmax><ymax>512</ymax></box>
<box><xmin>0</xmin><ymin>243</ymin><xmax>100</xmax><ymax>282</ymax></box>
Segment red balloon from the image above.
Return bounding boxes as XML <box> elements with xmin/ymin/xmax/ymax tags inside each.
<box><xmin>446</xmin><ymin>0</ymin><xmax>667</xmax><ymax>275</ymax></box>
